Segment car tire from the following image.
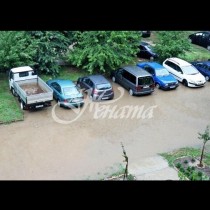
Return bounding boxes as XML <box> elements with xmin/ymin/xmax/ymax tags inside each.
<box><xmin>205</xmin><ymin>76</ymin><xmax>209</xmax><ymax>81</ymax></box>
<box><xmin>207</xmin><ymin>46</ymin><xmax>210</xmax><ymax>51</ymax></box>
<box><xmin>183</xmin><ymin>80</ymin><xmax>188</xmax><ymax>87</ymax></box>
<box><xmin>77</xmin><ymin>83</ymin><xmax>81</xmax><ymax>88</ymax></box>
<box><xmin>12</xmin><ymin>88</ymin><xmax>17</xmax><ymax>96</ymax></box>
<box><xmin>129</xmin><ymin>89</ymin><xmax>134</xmax><ymax>96</ymax></box>
<box><xmin>156</xmin><ymin>83</ymin><xmax>160</xmax><ymax>89</ymax></box>
<box><xmin>20</xmin><ymin>101</ymin><xmax>26</xmax><ymax>110</ymax></box>
<box><xmin>57</xmin><ymin>100</ymin><xmax>62</xmax><ymax>107</ymax></box>
<box><xmin>112</xmin><ymin>76</ymin><xmax>116</xmax><ymax>82</ymax></box>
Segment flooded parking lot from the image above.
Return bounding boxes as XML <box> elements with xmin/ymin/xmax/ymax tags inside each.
<box><xmin>0</xmin><ymin>81</ymin><xmax>210</xmax><ymax>179</ymax></box>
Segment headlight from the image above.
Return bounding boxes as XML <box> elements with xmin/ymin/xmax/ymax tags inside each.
<box><xmin>175</xmin><ymin>81</ymin><xmax>178</xmax><ymax>84</ymax></box>
<box><xmin>165</xmin><ymin>84</ymin><xmax>168</xmax><ymax>86</ymax></box>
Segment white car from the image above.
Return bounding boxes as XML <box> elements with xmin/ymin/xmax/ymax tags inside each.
<box><xmin>163</xmin><ymin>57</ymin><xmax>206</xmax><ymax>87</ymax></box>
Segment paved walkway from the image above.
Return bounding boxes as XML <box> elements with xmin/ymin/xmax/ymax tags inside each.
<box><xmin>129</xmin><ymin>155</ymin><xmax>179</xmax><ymax>180</ymax></box>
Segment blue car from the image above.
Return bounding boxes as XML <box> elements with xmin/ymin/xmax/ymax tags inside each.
<box><xmin>137</xmin><ymin>62</ymin><xmax>179</xmax><ymax>90</ymax></box>
<box><xmin>46</xmin><ymin>79</ymin><xmax>84</xmax><ymax>108</ymax></box>
<box><xmin>191</xmin><ymin>61</ymin><xmax>210</xmax><ymax>81</ymax></box>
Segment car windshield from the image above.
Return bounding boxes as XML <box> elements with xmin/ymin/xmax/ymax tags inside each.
<box><xmin>63</xmin><ymin>86</ymin><xmax>79</xmax><ymax>96</ymax></box>
<box><xmin>182</xmin><ymin>65</ymin><xmax>199</xmax><ymax>75</ymax></box>
<box><xmin>145</xmin><ymin>45</ymin><xmax>153</xmax><ymax>51</ymax></box>
<box><xmin>156</xmin><ymin>68</ymin><xmax>169</xmax><ymax>76</ymax></box>
<box><xmin>96</xmin><ymin>83</ymin><xmax>111</xmax><ymax>90</ymax></box>
<box><xmin>138</xmin><ymin>76</ymin><xmax>153</xmax><ymax>85</ymax></box>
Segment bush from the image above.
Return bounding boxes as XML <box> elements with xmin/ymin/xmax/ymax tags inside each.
<box><xmin>176</xmin><ymin>162</ymin><xmax>182</xmax><ymax>169</ymax></box>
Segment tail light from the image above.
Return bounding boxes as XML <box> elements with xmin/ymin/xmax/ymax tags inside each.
<box><xmin>136</xmin><ymin>86</ymin><xmax>142</xmax><ymax>91</ymax></box>
<box><xmin>150</xmin><ymin>83</ymin><xmax>155</xmax><ymax>88</ymax></box>
<box><xmin>93</xmin><ymin>89</ymin><xmax>98</xmax><ymax>94</ymax></box>
<box><xmin>64</xmin><ymin>99</ymin><xmax>68</xmax><ymax>103</ymax></box>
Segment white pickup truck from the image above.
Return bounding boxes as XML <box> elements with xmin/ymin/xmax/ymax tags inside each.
<box><xmin>9</xmin><ymin>66</ymin><xmax>53</xmax><ymax>110</ymax></box>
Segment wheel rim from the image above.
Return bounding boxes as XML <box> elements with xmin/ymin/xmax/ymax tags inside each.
<box><xmin>58</xmin><ymin>100</ymin><xmax>61</xmax><ymax>107</ymax></box>
<box><xmin>20</xmin><ymin>102</ymin><xmax>23</xmax><ymax>110</ymax></box>
<box><xmin>112</xmin><ymin>77</ymin><xmax>116</xmax><ymax>82</ymax></box>
<box><xmin>207</xmin><ymin>46</ymin><xmax>210</xmax><ymax>50</ymax></box>
<box><xmin>150</xmin><ymin>56</ymin><xmax>154</xmax><ymax>60</ymax></box>
<box><xmin>156</xmin><ymin>83</ymin><xmax>160</xmax><ymax>89</ymax></box>
<box><xmin>206</xmin><ymin>76</ymin><xmax>209</xmax><ymax>81</ymax></box>
<box><xmin>129</xmin><ymin>89</ymin><xmax>133</xmax><ymax>96</ymax></box>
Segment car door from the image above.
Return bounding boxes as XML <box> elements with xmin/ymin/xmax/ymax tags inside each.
<box><xmin>51</xmin><ymin>82</ymin><xmax>62</xmax><ymax>100</ymax></box>
<box><xmin>164</xmin><ymin>61</ymin><xmax>181</xmax><ymax>81</ymax></box>
<box><xmin>115</xmin><ymin>68</ymin><xmax>124</xmax><ymax>85</ymax></box>
<box><xmin>80</xmin><ymin>77</ymin><xmax>89</xmax><ymax>89</ymax></box>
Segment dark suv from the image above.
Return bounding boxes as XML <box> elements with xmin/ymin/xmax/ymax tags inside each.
<box><xmin>77</xmin><ymin>75</ymin><xmax>114</xmax><ymax>100</ymax></box>
<box><xmin>111</xmin><ymin>66</ymin><xmax>155</xmax><ymax>96</ymax></box>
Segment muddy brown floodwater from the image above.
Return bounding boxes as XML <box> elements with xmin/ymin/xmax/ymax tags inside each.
<box><xmin>0</xmin><ymin>81</ymin><xmax>210</xmax><ymax>180</ymax></box>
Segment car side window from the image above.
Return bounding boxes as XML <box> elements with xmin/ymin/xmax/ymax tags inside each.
<box><xmin>144</xmin><ymin>66</ymin><xmax>154</xmax><ymax>75</ymax></box>
<box><xmin>140</xmin><ymin>45</ymin><xmax>144</xmax><ymax>51</ymax></box>
<box><xmin>165</xmin><ymin>60</ymin><xmax>175</xmax><ymax>69</ymax></box>
<box><xmin>52</xmin><ymin>82</ymin><xmax>61</xmax><ymax>94</ymax></box>
<box><xmin>175</xmin><ymin>65</ymin><xmax>183</xmax><ymax>73</ymax></box>
<box><xmin>87</xmin><ymin>79</ymin><xmax>94</xmax><ymax>88</ymax></box>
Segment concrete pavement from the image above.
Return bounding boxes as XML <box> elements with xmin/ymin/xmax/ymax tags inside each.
<box><xmin>129</xmin><ymin>155</ymin><xmax>179</xmax><ymax>180</ymax></box>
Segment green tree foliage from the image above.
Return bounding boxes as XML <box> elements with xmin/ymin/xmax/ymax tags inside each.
<box><xmin>198</xmin><ymin>125</ymin><xmax>210</xmax><ymax>167</ymax></box>
<box><xmin>0</xmin><ymin>31</ymin><xmax>37</xmax><ymax>71</ymax></box>
<box><xmin>67</xmin><ymin>31</ymin><xmax>141</xmax><ymax>74</ymax></box>
<box><xmin>28</xmin><ymin>31</ymin><xmax>73</xmax><ymax>76</ymax></box>
<box><xmin>154</xmin><ymin>31</ymin><xmax>191</xmax><ymax>62</ymax></box>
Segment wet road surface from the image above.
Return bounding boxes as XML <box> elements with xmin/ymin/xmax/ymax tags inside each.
<box><xmin>0</xmin><ymin>81</ymin><xmax>210</xmax><ymax>179</ymax></box>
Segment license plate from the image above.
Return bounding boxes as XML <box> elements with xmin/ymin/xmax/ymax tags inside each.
<box><xmin>170</xmin><ymin>86</ymin><xmax>175</xmax><ymax>88</ymax></box>
<box><xmin>36</xmin><ymin>105</ymin><xmax>44</xmax><ymax>108</ymax></box>
<box><xmin>102</xmin><ymin>97</ymin><xmax>109</xmax><ymax>100</ymax></box>
<box><xmin>143</xmin><ymin>85</ymin><xmax>149</xmax><ymax>88</ymax></box>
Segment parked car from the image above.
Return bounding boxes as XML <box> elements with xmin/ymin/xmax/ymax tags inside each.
<box><xmin>163</xmin><ymin>57</ymin><xmax>206</xmax><ymax>87</ymax></box>
<box><xmin>141</xmin><ymin>31</ymin><xmax>151</xmax><ymax>38</ymax></box>
<box><xmin>46</xmin><ymin>79</ymin><xmax>84</xmax><ymax>108</ymax></box>
<box><xmin>137</xmin><ymin>42</ymin><xmax>158</xmax><ymax>60</ymax></box>
<box><xmin>137</xmin><ymin>62</ymin><xmax>179</xmax><ymax>90</ymax></box>
<box><xmin>191</xmin><ymin>61</ymin><xmax>210</xmax><ymax>81</ymax></box>
<box><xmin>76</xmin><ymin>75</ymin><xmax>114</xmax><ymax>100</ymax></box>
<box><xmin>188</xmin><ymin>31</ymin><xmax>210</xmax><ymax>50</ymax></box>
<box><xmin>111</xmin><ymin>66</ymin><xmax>155</xmax><ymax>96</ymax></box>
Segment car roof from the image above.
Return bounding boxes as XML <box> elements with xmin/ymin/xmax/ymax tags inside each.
<box><xmin>51</xmin><ymin>79</ymin><xmax>75</xmax><ymax>87</ymax></box>
<box><xmin>11</xmin><ymin>66</ymin><xmax>33</xmax><ymax>73</ymax></box>
<box><xmin>195</xmin><ymin>61</ymin><xmax>210</xmax><ymax>66</ymax></box>
<box><xmin>123</xmin><ymin>66</ymin><xmax>152</xmax><ymax>77</ymax></box>
<box><xmin>166</xmin><ymin>57</ymin><xmax>191</xmax><ymax>67</ymax></box>
<box><xmin>140</xmin><ymin>41</ymin><xmax>150</xmax><ymax>46</ymax></box>
<box><xmin>138</xmin><ymin>62</ymin><xmax>164</xmax><ymax>70</ymax></box>
<box><xmin>88</xmin><ymin>75</ymin><xmax>110</xmax><ymax>84</ymax></box>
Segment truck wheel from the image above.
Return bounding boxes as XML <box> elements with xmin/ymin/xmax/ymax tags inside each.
<box><xmin>20</xmin><ymin>101</ymin><xmax>26</xmax><ymax>110</ymax></box>
<box><xmin>12</xmin><ymin>88</ymin><xmax>17</xmax><ymax>96</ymax></box>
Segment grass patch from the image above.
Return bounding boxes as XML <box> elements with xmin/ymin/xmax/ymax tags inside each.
<box><xmin>41</xmin><ymin>66</ymin><xmax>86</xmax><ymax>82</ymax></box>
<box><xmin>160</xmin><ymin>146</ymin><xmax>210</xmax><ymax>167</ymax></box>
<box><xmin>0</xmin><ymin>73</ymin><xmax>24</xmax><ymax>124</ymax></box>
<box><xmin>179</xmin><ymin>44</ymin><xmax>210</xmax><ymax>62</ymax></box>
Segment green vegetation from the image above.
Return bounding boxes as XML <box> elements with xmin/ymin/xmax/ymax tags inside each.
<box><xmin>154</xmin><ymin>31</ymin><xmax>191</xmax><ymax>62</ymax></box>
<box><xmin>28</xmin><ymin>31</ymin><xmax>73</xmax><ymax>76</ymax></box>
<box><xmin>67</xmin><ymin>31</ymin><xmax>141</xmax><ymax>74</ymax></box>
<box><xmin>197</xmin><ymin>125</ymin><xmax>210</xmax><ymax>167</ymax></box>
<box><xmin>0</xmin><ymin>31</ymin><xmax>37</xmax><ymax>70</ymax></box>
<box><xmin>160</xmin><ymin>146</ymin><xmax>210</xmax><ymax>180</ymax></box>
<box><xmin>40</xmin><ymin>67</ymin><xmax>86</xmax><ymax>82</ymax></box>
<box><xmin>160</xmin><ymin>147</ymin><xmax>203</xmax><ymax>167</ymax></box>
<box><xmin>103</xmin><ymin>164</ymin><xmax>136</xmax><ymax>180</ymax></box>
<box><xmin>0</xmin><ymin>73</ymin><xmax>23</xmax><ymax>124</ymax></box>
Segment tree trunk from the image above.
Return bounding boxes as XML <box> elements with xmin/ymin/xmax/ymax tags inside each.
<box><xmin>198</xmin><ymin>142</ymin><xmax>206</xmax><ymax>167</ymax></box>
